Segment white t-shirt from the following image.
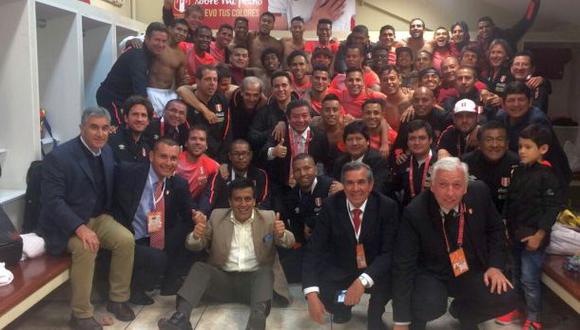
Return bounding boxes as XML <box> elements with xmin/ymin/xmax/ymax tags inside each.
<box><xmin>268</xmin><ymin>0</ymin><xmax>356</xmax><ymax>31</ymax></box>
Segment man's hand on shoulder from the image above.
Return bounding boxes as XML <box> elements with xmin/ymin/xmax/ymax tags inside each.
<box><xmin>75</xmin><ymin>224</ymin><xmax>100</xmax><ymax>253</ymax></box>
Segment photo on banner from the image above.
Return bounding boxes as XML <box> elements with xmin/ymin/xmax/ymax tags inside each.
<box><xmin>174</xmin><ymin>0</ymin><xmax>356</xmax><ymax>31</ymax></box>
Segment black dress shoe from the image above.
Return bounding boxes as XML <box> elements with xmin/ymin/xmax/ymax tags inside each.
<box><xmin>106</xmin><ymin>301</ymin><xmax>136</xmax><ymax>321</ymax></box>
<box><xmin>332</xmin><ymin>309</ymin><xmax>352</xmax><ymax>324</ymax></box>
<box><xmin>158</xmin><ymin>311</ymin><xmax>193</xmax><ymax>330</ymax></box>
<box><xmin>69</xmin><ymin>316</ymin><xmax>103</xmax><ymax>330</ymax></box>
<box><xmin>130</xmin><ymin>290</ymin><xmax>155</xmax><ymax>305</ymax></box>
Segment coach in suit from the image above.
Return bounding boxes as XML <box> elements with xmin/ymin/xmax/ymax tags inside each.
<box><xmin>304</xmin><ymin>162</ymin><xmax>399</xmax><ymax>330</ymax></box>
<box><xmin>392</xmin><ymin>157</ymin><xmax>518</xmax><ymax>330</ymax></box>
<box><xmin>262</xmin><ymin>99</ymin><xmax>329</xmax><ymax>210</ymax></box>
<box><xmin>332</xmin><ymin>121</ymin><xmax>390</xmax><ymax>195</ymax></box>
<box><xmin>38</xmin><ymin>107</ymin><xmax>135</xmax><ymax>330</ymax></box>
<box><xmin>111</xmin><ymin>138</ymin><xmax>200</xmax><ymax>304</ymax></box>
<box><xmin>158</xmin><ymin>178</ymin><xmax>295</xmax><ymax>330</ymax></box>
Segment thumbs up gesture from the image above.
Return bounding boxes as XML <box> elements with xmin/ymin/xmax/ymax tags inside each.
<box><xmin>192</xmin><ymin>210</ymin><xmax>207</xmax><ymax>239</ymax></box>
<box><xmin>273</xmin><ymin>138</ymin><xmax>287</xmax><ymax>158</ymax></box>
<box><xmin>274</xmin><ymin>212</ymin><xmax>286</xmax><ymax>238</ymax></box>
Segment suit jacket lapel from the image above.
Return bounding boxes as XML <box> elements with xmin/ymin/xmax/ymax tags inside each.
<box><xmin>338</xmin><ymin>197</ymin><xmax>357</xmax><ymax>243</ymax></box>
<box><xmin>359</xmin><ymin>194</ymin><xmax>377</xmax><ymax>242</ymax></box>
<box><xmin>75</xmin><ymin>139</ymin><xmax>96</xmax><ymax>189</ymax></box>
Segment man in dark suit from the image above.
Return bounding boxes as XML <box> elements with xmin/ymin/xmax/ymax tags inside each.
<box><xmin>38</xmin><ymin>107</ymin><xmax>135</xmax><ymax>330</ymax></box>
<box><xmin>261</xmin><ymin>99</ymin><xmax>329</xmax><ymax>210</ymax></box>
<box><xmin>304</xmin><ymin>162</ymin><xmax>399</xmax><ymax>330</ymax></box>
<box><xmin>332</xmin><ymin>121</ymin><xmax>389</xmax><ymax>195</ymax></box>
<box><xmin>205</xmin><ymin>139</ymin><xmax>270</xmax><ymax>211</ymax></box>
<box><xmin>111</xmin><ymin>138</ymin><xmax>200</xmax><ymax>304</ymax></box>
<box><xmin>392</xmin><ymin>157</ymin><xmax>518</xmax><ymax>330</ymax></box>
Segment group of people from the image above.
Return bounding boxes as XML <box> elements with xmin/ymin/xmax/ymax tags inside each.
<box><xmin>35</xmin><ymin>0</ymin><xmax>574</xmax><ymax>329</ymax></box>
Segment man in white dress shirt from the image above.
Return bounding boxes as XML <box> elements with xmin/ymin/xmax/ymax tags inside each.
<box><xmin>158</xmin><ymin>178</ymin><xmax>295</xmax><ymax>330</ymax></box>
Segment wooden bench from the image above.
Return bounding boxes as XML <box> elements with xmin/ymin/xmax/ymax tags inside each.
<box><xmin>541</xmin><ymin>255</ymin><xmax>580</xmax><ymax>313</ymax></box>
<box><xmin>0</xmin><ymin>255</ymin><xmax>71</xmax><ymax>328</ymax></box>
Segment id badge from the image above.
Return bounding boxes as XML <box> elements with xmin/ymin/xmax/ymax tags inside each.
<box><xmin>336</xmin><ymin>290</ymin><xmax>347</xmax><ymax>304</ymax></box>
<box><xmin>449</xmin><ymin>248</ymin><xmax>469</xmax><ymax>277</ymax></box>
<box><xmin>147</xmin><ymin>211</ymin><xmax>163</xmax><ymax>233</ymax></box>
<box><xmin>356</xmin><ymin>243</ymin><xmax>367</xmax><ymax>269</ymax></box>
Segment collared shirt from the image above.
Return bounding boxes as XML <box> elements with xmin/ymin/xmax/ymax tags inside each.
<box><xmin>133</xmin><ymin>165</ymin><xmax>164</xmax><ymax>240</ymax></box>
<box><xmin>415</xmin><ymin>150</ymin><xmax>433</xmax><ymax>167</ymax></box>
<box><xmin>80</xmin><ymin>136</ymin><xmax>101</xmax><ymax>156</ymax></box>
<box><xmin>352</xmin><ymin>154</ymin><xmax>365</xmax><ymax>163</ymax></box>
<box><xmin>290</xmin><ymin>127</ymin><xmax>310</xmax><ymax>155</ymax></box>
<box><xmin>223</xmin><ymin>210</ymin><xmax>260</xmax><ymax>272</ymax></box>
<box><xmin>303</xmin><ymin>197</ymin><xmax>373</xmax><ymax>296</ymax></box>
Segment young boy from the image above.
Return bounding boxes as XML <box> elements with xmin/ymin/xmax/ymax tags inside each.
<box><xmin>497</xmin><ymin>124</ymin><xmax>563</xmax><ymax>330</ymax></box>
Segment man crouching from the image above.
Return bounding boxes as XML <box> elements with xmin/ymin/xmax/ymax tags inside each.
<box><xmin>158</xmin><ymin>178</ymin><xmax>295</xmax><ymax>330</ymax></box>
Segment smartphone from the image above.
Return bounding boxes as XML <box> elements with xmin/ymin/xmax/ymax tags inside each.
<box><xmin>335</xmin><ymin>290</ymin><xmax>347</xmax><ymax>304</ymax></box>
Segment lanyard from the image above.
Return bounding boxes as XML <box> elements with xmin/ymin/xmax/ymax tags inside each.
<box><xmin>441</xmin><ymin>203</ymin><xmax>465</xmax><ymax>253</ymax></box>
<box><xmin>160</xmin><ymin>117</ymin><xmax>165</xmax><ymax>136</ymax></box>
<box><xmin>408</xmin><ymin>155</ymin><xmax>431</xmax><ymax>198</ymax></box>
<box><xmin>149</xmin><ymin>176</ymin><xmax>166</xmax><ymax>208</ymax></box>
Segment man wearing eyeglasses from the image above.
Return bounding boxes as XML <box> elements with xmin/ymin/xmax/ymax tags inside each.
<box><xmin>205</xmin><ymin>139</ymin><xmax>271</xmax><ymax>211</ymax></box>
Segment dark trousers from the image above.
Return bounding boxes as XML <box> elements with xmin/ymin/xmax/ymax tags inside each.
<box><xmin>277</xmin><ymin>246</ymin><xmax>303</xmax><ymax>283</ymax></box>
<box><xmin>409</xmin><ymin>270</ymin><xmax>519</xmax><ymax>330</ymax></box>
<box><xmin>319</xmin><ymin>276</ymin><xmax>391</xmax><ymax>330</ymax></box>
<box><xmin>132</xmin><ymin>238</ymin><xmax>167</xmax><ymax>293</ymax></box>
<box><xmin>96</xmin><ymin>86</ymin><xmax>123</xmax><ymax>126</ymax></box>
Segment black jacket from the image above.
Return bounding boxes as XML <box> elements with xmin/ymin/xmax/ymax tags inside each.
<box><xmin>393</xmin><ymin>109</ymin><xmax>451</xmax><ymax>153</ymax></box>
<box><xmin>303</xmin><ymin>191</ymin><xmax>399</xmax><ymax>288</ymax></box>
<box><xmin>461</xmin><ymin>150</ymin><xmax>519</xmax><ymax>213</ymax></box>
<box><xmin>111</xmin><ymin>162</ymin><xmax>195</xmax><ymax>237</ymax></box>
<box><xmin>261</xmin><ymin>127</ymin><xmax>329</xmax><ymax>188</ymax></box>
<box><xmin>436</xmin><ymin>125</ymin><xmax>477</xmax><ymax>158</ymax></box>
<box><xmin>187</xmin><ymin>92</ymin><xmax>232</xmax><ymax>163</ymax></box>
<box><xmin>144</xmin><ymin>118</ymin><xmax>189</xmax><ymax>148</ymax></box>
<box><xmin>332</xmin><ymin>150</ymin><xmax>390</xmax><ymax>195</ymax></box>
<box><xmin>205</xmin><ymin>164</ymin><xmax>271</xmax><ymax>211</ymax></box>
<box><xmin>107</xmin><ymin>128</ymin><xmax>150</xmax><ymax>163</ymax></box>
<box><xmin>392</xmin><ymin>181</ymin><xmax>508</xmax><ymax>322</ymax></box>
<box><xmin>281</xmin><ymin>175</ymin><xmax>334</xmax><ymax>243</ymax></box>
<box><xmin>504</xmin><ymin>162</ymin><xmax>562</xmax><ymax>239</ymax></box>
<box><xmin>388</xmin><ymin>151</ymin><xmax>438</xmax><ymax>207</ymax></box>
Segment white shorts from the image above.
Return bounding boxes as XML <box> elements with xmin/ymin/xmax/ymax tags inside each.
<box><xmin>147</xmin><ymin>87</ymin><xmax>178</xmax><ymax>118</ymax></box>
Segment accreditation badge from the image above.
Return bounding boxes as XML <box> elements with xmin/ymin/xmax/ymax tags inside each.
<box><xmin>356</xmin><ymin>243</ymin><xmax>368</xmax><ymax>269</ymax></box>
<box><xmin>449</xmin><ymin>248</ymin><xmax>469</xmax><ymax>277</ymax></box>
<box><xmin>147</xmin><ymin>211</ymin><xmax>163</xmax><ymax>233</ymax></box>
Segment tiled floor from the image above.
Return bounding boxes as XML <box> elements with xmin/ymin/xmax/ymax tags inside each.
<box><xmin>6</xmin><ymin>283</ymin><xmax>579</xmax><ymax>329</ymax></box>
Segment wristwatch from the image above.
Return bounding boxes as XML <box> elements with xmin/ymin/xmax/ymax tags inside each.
<box><xmin>358</xmin><ymin>275</ymin><xmax>370</xmax><ymax>288</ymax></box>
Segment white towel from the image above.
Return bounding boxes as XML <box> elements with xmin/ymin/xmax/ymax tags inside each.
<box><xmin>0</xmin><ymin>262</ymin><xmax>14</xmax><ymax>287</ymax></box>
<box><xmin>20</xmin><ymin>233</ymin><xmax>46</xmax><ymax>260</ymax></box>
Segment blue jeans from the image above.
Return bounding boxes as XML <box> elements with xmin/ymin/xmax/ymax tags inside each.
<box><xmin>512</xmin><ymin>244</ymin><xmax>545</xmax><ymax>322</ymax></box>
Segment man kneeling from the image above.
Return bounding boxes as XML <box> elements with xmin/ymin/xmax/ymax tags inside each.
<box><xmin>158</xmin><ymin>178</ymin><xmax>295</xmax><ymax>330</ymax></box>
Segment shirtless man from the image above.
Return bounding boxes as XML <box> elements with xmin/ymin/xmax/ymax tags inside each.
<box><xmin>287</xmin><ymin>50</ymin><xmax>311</xmax><ymax>98</ymax></box>
<box><xmin>248</xmin><ymin>12</ymin><xmax>283</xmax><ymax>68</ymax></box>
<box><xmin>231</xmin><ymin>17</ymin><xmax>250</xmax><ymax>49</ymax></box>
<box><xmin>147</xmin><ymin>21</ymin><xmax>188</xmax><ymax>117</ymax></box>
<box><xmin>281</xmin><ymin>16</ymin><xmax>306</xmax><ymax>67</ymax></box>
<box><xmin>404</xmin><ymin>18</ymin><xmax>426</xmax><ymax>57</ymax></box>
<box><xmin>380</xmin><ymin>65</ymin><xmax>413</xmax><ymax>132</ymax></box>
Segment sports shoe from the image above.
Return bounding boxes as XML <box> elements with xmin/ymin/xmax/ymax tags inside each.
<box><xmin>495</xmin><ymin>309</ymin><xmax>523</xmax><ymax>325</ymax></box>
<box><xmin>522</xmin><ymin>320</ymin><xmax>543</xmax><ymax>330</ymax></box>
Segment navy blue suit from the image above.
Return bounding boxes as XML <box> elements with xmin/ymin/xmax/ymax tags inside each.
<box><xmin>38</xmin><ymin>137</ymin><xmax>115</xmax><ymax>255</ymax></box>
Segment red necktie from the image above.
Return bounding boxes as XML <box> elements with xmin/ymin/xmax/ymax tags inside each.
<box><xmin>150</xmin><ymin>180</ymin><xmax>165</xmax><ymax>250</ymax></box>
<box><xmin>352</xmin><ymin>208</ymin><xmax>362</xmax><ymax>235</ymax></box>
